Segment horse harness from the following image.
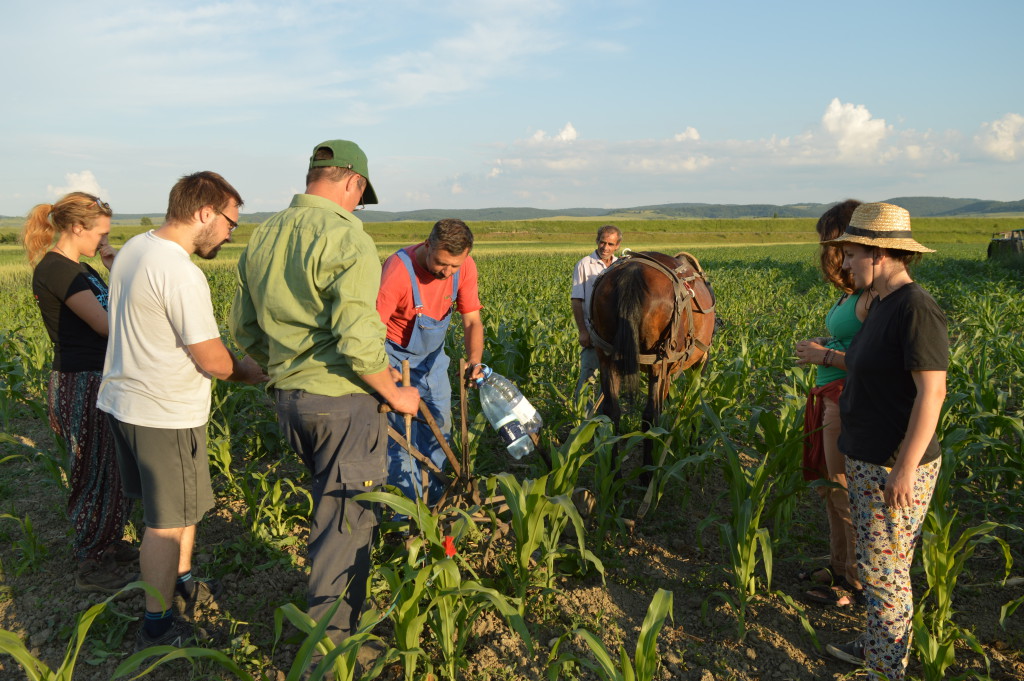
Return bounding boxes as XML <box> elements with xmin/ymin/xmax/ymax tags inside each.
<box><xmin>590</xmin><ymin>250</ymin><xmax>715</xmax><ymax>374</ymax></box>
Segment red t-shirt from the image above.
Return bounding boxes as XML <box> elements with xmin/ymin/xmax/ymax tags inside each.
<box><xmin>376</xmin><ymin>243</ymin><xmax>482</xmax><ymax>346</ymax></box>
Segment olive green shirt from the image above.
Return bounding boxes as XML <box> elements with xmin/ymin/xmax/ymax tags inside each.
<box><xmin>229</xmin><ymin>194</ymin><xmax>390</xmax><ymax>396</ymax></box>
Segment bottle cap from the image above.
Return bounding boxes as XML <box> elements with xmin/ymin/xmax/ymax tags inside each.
<box><xmin>474</xmin><ymin>363</ymin><xmax>492</xmax><ymax>386</ymax></box>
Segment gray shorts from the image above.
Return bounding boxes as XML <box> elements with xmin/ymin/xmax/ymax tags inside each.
<box><xmin>106</xmin><ymin>415</ymin><xmax>214</xmax><ymax>529</ymax></box>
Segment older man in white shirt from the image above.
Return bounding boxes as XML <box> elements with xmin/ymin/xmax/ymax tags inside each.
<box><xmin>570</xmin><ymin>224</ymin><xmax>622</xmax><ymax>405</ymax></box>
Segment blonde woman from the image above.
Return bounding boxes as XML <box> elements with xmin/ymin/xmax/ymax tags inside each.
<box><xmin>23</xmin><ymin>192</ymin><xmax>136</xmax><ymax>592</ymax></box>
<box><xmin>822</xmin><ymin>203</ymin><xmax>948</xmax><ymax>681</ymax></box>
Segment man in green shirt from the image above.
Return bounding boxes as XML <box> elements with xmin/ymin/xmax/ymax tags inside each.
<box><xmin>230</xmin><ymin>140</ymin><xmax>419</xmax><ymax>649</ymax></box>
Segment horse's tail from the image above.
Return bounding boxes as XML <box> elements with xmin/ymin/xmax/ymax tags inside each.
<box><xmin>613</xmin><ymin>264</ymin><xmax>646</xmax><ymax>395</ymax></box>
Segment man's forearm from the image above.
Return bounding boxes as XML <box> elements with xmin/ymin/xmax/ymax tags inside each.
<box><xmin>571</xmin><ymin>298</ymin><xmax>586</xmax><ymax>332</ymax></box>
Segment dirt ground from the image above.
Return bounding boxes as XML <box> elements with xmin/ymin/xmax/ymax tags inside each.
<box><xmin>1</xmin><ymin>412</ymin><xmax>1022</xmax><ymax>681</ymax></box>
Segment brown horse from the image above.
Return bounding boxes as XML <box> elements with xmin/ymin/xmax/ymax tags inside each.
<box><xmin>589</xmin><ymin>251</ymin><xmax>716</xmax><ymax>480</ymax></box>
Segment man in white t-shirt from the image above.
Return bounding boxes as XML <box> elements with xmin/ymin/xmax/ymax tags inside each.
<box><xmin>570</xmin><ymin>224</ymin><xmax>622</xmax><ymax>406</ymax></box>
<box><xmin>98</xmin><ymin>171</ymin><xmax>266</xmax><ymax>652</ymax></box>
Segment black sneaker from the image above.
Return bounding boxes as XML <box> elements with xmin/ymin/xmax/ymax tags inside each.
<box><xmin>826</xmin><ymin>636</ymin><xmax>866</xmax><ymax>666</ymax></box>
<box><xmin>134</xmin><ymin>616</ymin><xmax>206</xmax><ymax>653</ymax></box>
<box><xmin>173</xmin><ymin>577</ymin><xmax>221</xmax><ymax>618</ymax></box>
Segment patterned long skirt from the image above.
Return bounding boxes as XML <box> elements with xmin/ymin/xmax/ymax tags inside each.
<box><xmin>847</xmin><ymin>456</ymin><xmax>940</xmax><ymax>680</ymax></box>
<box><xmin>48</xmin><ymin>370</ymin><xmax>133</xmax><ymax>562</ymax></box>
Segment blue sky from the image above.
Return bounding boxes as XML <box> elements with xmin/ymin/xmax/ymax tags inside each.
<box><xmin>1</xmin><ymin>0</ymin><xmax>1022</xmax><ymax>215</ymax></box>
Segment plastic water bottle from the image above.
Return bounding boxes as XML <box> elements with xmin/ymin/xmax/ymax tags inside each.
<box><xmin>476</xmin><ymin>365</ymin><xmax>542</xmax><ymax>459</ymax></box>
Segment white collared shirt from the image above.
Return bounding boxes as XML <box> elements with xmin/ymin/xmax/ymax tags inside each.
<box><xmin>571</xmin><ymin>250</ymin><xmax>618</xmax><ymax>330</ymax></box>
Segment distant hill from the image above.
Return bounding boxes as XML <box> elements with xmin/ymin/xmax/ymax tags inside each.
<box><xmin>3</xmin><ymin>196</ymin><xmax>1021</xmax><ymax>224</ymax></box>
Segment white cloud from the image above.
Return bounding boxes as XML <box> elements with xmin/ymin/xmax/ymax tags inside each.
<box><xmin>451</xmin><ymin>182</ymin><xmax>464</xmax><ymax>195</ymax></box>
<box><xmin>47</xmin><ymin>171</ymin><xmax>108</xmax><ymax>201</ymax></box>
<box><xmin>555</xmin><ymin>122</ymin><xmax>578</xmax><ymax>142</ymax></box>
<box><xmin>624</xmin><ymin>155</ymin><xmax>713</xmax><ymax>173</ymax></box>
<box><xmin>529</xmin><ymin>122</ymin><xmax>578</xmax><ymax>144</ymax></box>
<box><xmin>821</xmin><ymin>98</ymin><xmax>890</xmax><ymax>159</ymax></box>
<box><xmin>975</xmin><ymin>113</ymin><xmax>1024</xmax><ymax>161</ymax></box>
<box><xmin>674</xmin><ymin>127</ymin><xmax>700</xmax><ymax>142</ymax></box>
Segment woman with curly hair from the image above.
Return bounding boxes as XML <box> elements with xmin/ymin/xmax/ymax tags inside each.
<box><xmin>794</xmin><ymin>199</ymin><xmax>869</xmax><ymax>608</ymax></box>
<box><xmin>23</xmin><ymin>191</ymin><xmax>136</xmax><ymax>592</ymax></box>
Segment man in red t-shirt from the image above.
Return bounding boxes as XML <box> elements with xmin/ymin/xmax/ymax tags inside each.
<box><xmin>376</xmin><ymin>219</ymin><xmax>484</xmax><ymax>506</ymax></box>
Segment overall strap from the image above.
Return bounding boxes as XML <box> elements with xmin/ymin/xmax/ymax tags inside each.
<box><xmin>395</xmin><ymin>248</ymin><xmax>424</xmax><ymax>310</ymax></box>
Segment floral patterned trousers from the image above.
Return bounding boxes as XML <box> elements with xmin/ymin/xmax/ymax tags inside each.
<box><xmin>846</xmin><ymin>456</ymin><xmax>940</xmax><ymax>680</ymax></box>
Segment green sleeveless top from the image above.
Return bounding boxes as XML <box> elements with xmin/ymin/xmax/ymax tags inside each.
<box><xmin>816</xmin><ymin>291</ymin><xmax>864</xmax><ymax>386</ymax></box>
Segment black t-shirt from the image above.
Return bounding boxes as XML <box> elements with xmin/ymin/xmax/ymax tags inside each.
<box><xmin>838</xmin><ymin>282</ymin><xmax>949</xmax><ymax>466</ymax></box>
<box><xmin>31</xmin><ymin>252</ymin><xmax>109</xmax><ymax>372</ymax></box>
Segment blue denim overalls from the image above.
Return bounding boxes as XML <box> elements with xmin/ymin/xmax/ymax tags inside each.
<box><xmin>385</xmin><ymin>248</ymin><xmax>459</xmax><ymax>505</ymax></box>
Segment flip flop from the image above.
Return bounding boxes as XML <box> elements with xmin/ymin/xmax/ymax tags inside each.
<box><xmin>802</xmin><ymin>585</ymin><xmax>854</xmax><ymax>608</ymax></box>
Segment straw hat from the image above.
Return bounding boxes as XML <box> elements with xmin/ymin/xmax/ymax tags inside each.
<box><xmin>821</xmin><ymin>202</ymin><xmax>935</xmax><ymax>253</ymax></box>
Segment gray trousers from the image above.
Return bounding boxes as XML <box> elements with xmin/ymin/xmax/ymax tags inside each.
<box><xmin>275</xmin><ymin>390</ymin><xmax>386</xmax><ymax>644</ymax></box>
<box><xmin>574</xmin><ymin>346</ymin><xmax>603</xmax><ymax>406</ymax></box>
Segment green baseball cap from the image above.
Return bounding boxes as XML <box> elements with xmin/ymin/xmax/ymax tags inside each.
<box><xmin>308</xmin><ymin>139</ymin><xmax>379</xmax><ymax>205</ymax></box>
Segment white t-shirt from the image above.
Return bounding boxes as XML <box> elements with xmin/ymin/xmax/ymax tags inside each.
<box><xmin>98</xmin><ymin>231</ymin><xmax>222</xmax><ymax>428</ymax></box>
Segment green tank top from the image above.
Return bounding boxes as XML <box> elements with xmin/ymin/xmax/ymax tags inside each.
<box><xmin>816</xmin><ymin>291</ymin><xmax>864</xmax><ymax>386</ymax></box>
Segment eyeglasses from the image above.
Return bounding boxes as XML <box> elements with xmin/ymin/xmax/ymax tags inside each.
<box><xmin>215</xmin><ymin>209</ymin><xmax>238</xmax><ymax>232</ymax></box>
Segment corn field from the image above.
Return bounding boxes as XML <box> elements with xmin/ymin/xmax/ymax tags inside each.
<box><xmin>0</xmin><ymin>242</ymin><xmax>1022</xmax><ymax>680</ymax></box>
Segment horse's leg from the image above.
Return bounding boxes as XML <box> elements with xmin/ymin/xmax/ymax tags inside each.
<box><xmin>639</xmin><ymin>366</ymin><xmax>663</xmax><ymax>487</ymax></box>
<box><xmin>599</xmin><ymin>361</ymin><xmax>624</xmax><ymax>475</ymax></box>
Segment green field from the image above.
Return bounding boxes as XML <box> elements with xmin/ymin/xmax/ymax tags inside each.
<box><xmin>0</xmin><ymin>234</ymin><xmax>1022</xmax><ymax>679</ymax></box>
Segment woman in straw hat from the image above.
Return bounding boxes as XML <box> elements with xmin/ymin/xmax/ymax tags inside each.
<box><xmin>794</xmin><ymin>199</ymin><xmax>869</xmax><ymax>609</ymax></box>
<box><xmin>23</xmin><ymin>192</ymin><xmax>138</xmax><ymax>593</ymax></box>
<box><xmin>821</xmin><ymin>203</ymin><xmax>949</xmax><ymax>680</ymax></box>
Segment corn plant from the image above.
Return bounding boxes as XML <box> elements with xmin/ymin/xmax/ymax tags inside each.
<box><xmin>912</xmin><ymin>452</ymin><xmax>1016</xmax><ymax>681</ymax></box>
<box><xmin>234</xmin><ymin>467</ymin><xmax>312</xmax><ymax>548</ymax></box>
<box><xmin>548</xmin><ymin>588</ymin><xmax>673</xmax><ymax>681</ymax></box>
<box><xmin>491</xmin><ymin>472</ymin><xmax>604</xmax><ymax>614</ymax></box>
<box><xmin>0</xmin><ymin>581</ymin><xmax>166</xmax><ymax>681</ymax></box>
<box><xmin>699</xmin><ymin>401</ymin><xmax>780</xmax><ymax>641</ymax></box>
<box><xmin>0</xmin><ymin>511</ymin><xmax>47</xmax><ymax>576</ymax></box>
<box><xmin>544</xmin><ymin>417</ymin><xmax>610</xmax><ymax>498</ymax></box>
<box><xmin>358</xmin><ymin>489</ymin><xmax>531</xmax><ymax>680</ymax></box>
<box><xmin>424</xmin><ymin>549</ymin><xmax>531</xmax><ymax>680</ymax></box>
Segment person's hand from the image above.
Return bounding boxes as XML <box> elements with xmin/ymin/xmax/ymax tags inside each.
<box><xmin>578</xmin><ymin>329</ymin><xmax>592</xmax><ymax>348</ymax></box>
<box><xmin>388</xmin><ymin>386</ymin><xmax>421</xmax><ymax>415</ymax></box>
<box><xmin>884</xmin><ymin>465</ymin><xmax>917</xmax><ymax>510</ymax></box>
<box><xmin>795</xmin><ymin>339</ymin><xmax>827</xmax><ymax>366</ymax></box>
<box><xmin>98</xmin><ymin>234</ymin><xmax>117</xmax><ymax>260</ymax></box>
<box><xmin>236</xmin><ymin>355</ymin><xmax>269</xmax><ymax>384</ymax></box>
<box><xmin>464</xmin><ymin>362</ymin><xmax>484</xmax><ymax>387</ymax></box>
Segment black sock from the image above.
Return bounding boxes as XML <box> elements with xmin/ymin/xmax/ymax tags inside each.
<box><xmin>142</xmin><ymin>609</ymin><xmax>172</xmax><ymax>638</ymax></box>
<box><xmin>175</xmin><ymin>571</ymin><xmax>194</xmax><ymax>600</ymax></box>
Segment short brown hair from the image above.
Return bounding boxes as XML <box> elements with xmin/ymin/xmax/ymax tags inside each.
<box><xmin>816</xmin><ymin>199</ymin><xmax>860</xmax><ymax>293</ymax></box>
<box><xmin>597</xmin><ymin>224</ymin><xmax>621</xmax><ymax>243</ymax></box>
<box><xmin>165</xmin><ymin>171</ymin><xmax>243</xmax><ymax>224</ymax></box>
<box><xmin>428</xmin><ymin>218</ymin><xmax>474</xmax><ymax>254</ymax></box>
<box><xmin>22</xmin><ymin>192</ymin><xmax>113</xmax><ymax>265</ymax></box>
<box><xmin>305</xmin><ymin>146</ymin><xmax>368</xmax><ymax>191</ymax></box>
